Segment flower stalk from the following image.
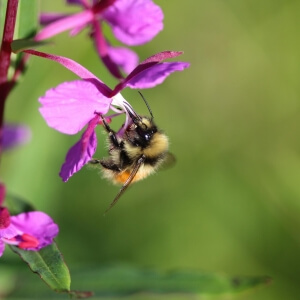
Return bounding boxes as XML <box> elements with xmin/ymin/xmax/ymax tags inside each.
<box><xmin>0</xmin><ymin>0</ymin><xmax>19</xmax><ymax>156</ymax></box>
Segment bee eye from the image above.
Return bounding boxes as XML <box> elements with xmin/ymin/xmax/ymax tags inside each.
<box><xmin>144</xmin><ymin>134</ymin><xmax>151</xmax><ymax>141</ymax></box>
<box><xmin>136</xmin><ymin>125</ymin><xmax>157</xmax><ymax>141</ymax></box>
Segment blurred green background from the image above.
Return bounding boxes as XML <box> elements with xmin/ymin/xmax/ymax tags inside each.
<box><xmin>2</xmin><ymin>0</ymin><xmax>300</xmax><ymax>299</ymax></box>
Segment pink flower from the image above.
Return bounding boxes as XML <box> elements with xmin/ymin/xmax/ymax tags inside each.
<box><xmin>25</xmin><ymin>49</ymin><xmax>190</xmax><ymax>182</ymax></box>
<box><xmin>36</xmin><ymin>0</ymin><xmax>164</xmax><ymax>79</ymax></box>
<box><xmin>0</xmin><ymin>184</ymin><xmax>59</xmax><ymax>256</ymax></box>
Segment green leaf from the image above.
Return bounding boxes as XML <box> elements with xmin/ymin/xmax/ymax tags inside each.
<box><xmin>7</xmin><ymin>265</ymin><xmax>270</xmax><ymax>298</ymax></box>
<box><xmin>69</xmin><ymin>265</ymin><xmax>271</xmax><ymax>296</ymax></box>
<box><xmin>10</xmin><ymin>242</ymin><xmax>71</xmax><ymax>293</ymax></box>
<box><xmin>15</xmin><ymin>0</ymin><xmax>38</xmax><ymax>39</ymax></box>
<box><xmin>11</xmin><ymin>39</ymin><xmax>49</xmax><ymax>53</ymax></box>
<box><xmin>8</xmin><ymin>0</ymin><xmax>39</xmax><ymax>81</ymax></box>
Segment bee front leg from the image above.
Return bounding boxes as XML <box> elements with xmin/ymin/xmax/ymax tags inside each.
<box><xmin>100</xmin><ymin>159</ymin><xmax>121</xmax><ymax>172</ymax></box>
<box><xmin>89</xmin><ymin>158</ymin><xmax>101</xmax><ymax>165</ymax></box>
<box><xmin>89</xmin><ymin>158</ymin><xmax>121</xmax><ymax>172</ymax></box>
<box><xmin>100</xmin><ymin>115</ymin><xmax>121</xmax><ymax>149</ymax></box>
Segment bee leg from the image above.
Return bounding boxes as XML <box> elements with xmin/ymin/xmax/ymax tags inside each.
<box><xmin>89</xmin><ymin>159</ymin><xmax>101</xmax><ymax>165</ymax></box>
<box><xmin>100</xmin><ymin>160</ymin><xmax>121</xmax><ymax>172</ymax></box>
<box><xmin>89</xmin><ymin>158</ymin><xmax>121</xmax><ymax>172</ymax></box>
<box><xmin>100</xmin><ymin>115</ymin><xmax>121</xmax><ymax>149</ymax></box>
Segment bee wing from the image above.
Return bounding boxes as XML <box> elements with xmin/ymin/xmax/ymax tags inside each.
<box><xmin>104</xmin><ymin>155</ymin><xmax>145</xmax><ymax>214</ymax></box>
<box><xmin>159</xmin><ymin>152</ymin><xmax>176</xmax><ymax>171</ymax></box>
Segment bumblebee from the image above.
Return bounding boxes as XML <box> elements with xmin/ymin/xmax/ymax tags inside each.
<box><xmin>90</xmin><ymin>93</ymin><xmax>172</xmax><ymax>213</ymax></box>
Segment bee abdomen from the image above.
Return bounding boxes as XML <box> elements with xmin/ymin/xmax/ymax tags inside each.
<box><xmin>144</xmin><ymin>154</ymin><xmax>167</xmax><ymax>167</ymax></box>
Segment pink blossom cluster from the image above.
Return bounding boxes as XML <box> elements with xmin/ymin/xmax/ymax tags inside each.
<box><xmin>0</xmin><ymin>184</ymin><xmax>58</xmax><ymax>256</ymax></box>
<box><xmin>0</xmin><ymin>0</ymin><xmax>190</xmax><ymax>256</ymax></box>
<box><xmin>27</xmin><ymin>0</ymin><xmax>190</xmax><ymax>183</ymax></box>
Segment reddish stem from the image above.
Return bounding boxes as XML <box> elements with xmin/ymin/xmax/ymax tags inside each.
<box><xmin>0</xmin><ymin>0</ymin><xmax>19</xmax><ymax>154</ymax></box>
<box><xmin>91</xmin><ymin>19</ymin><xmax>123</xmax><ymax>80</ymax></box>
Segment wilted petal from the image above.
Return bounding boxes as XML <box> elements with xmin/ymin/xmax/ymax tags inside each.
<box><xmin>108</xmin><ymin>45</ymin><xmax>139</xmax><ymax>74</ymax></box>
<box><xmin>59</xmin><ymin>120</ymin><xmax>98</xmax><ymax>182</ymax></box>
<box><xmin>3</xmin><ymin>124</ymin><xmax>31</xmax><ymax>150</ymax></box>
<box><xmin>39</xmin><ymin>80</ymin><xmax>111</xmax><ymax>134</ymax></box>
<box><xmin>10</xmin><ymin>212</ymin><xmax>59</xmax><ymax>250</ymax></box>
<box><xmin>103</xmin><ymin>0</ymin><xmax>163</xmax><ymax>46</ymax></box>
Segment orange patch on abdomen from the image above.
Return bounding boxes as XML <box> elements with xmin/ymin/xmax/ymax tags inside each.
<box><xmin>114</xmin><ymin>166</ymin><xmax>155</xmax><ymax>184</ymax></box>
<box><xmin>114</xmin><ymin>171</ymin><xmax>143</xmax><ymax>184</ymax></box>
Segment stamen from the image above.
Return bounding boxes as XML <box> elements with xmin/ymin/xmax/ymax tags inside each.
<box><xmin>18</xmin><ymin>233</ymin><xmax>39</xmax><ymax>249</ymax></box>
<box><xmin>111</xmin><ymin>94</ymin><xmax>141</xmax><ymax>120</ymax></box>
<box><xmin>111</xmin><ymin>93</ymin><xmax>128</xmax><ymax>110</ymax></box>
<box><xmin>98</xmin><ymin>117</ymin><xmax>111</xmax><ymax>125</ymax></box>
<box><xmin>1</xmin><ymin>237</ymin><xmax>18</xmax><ymax>246</ymax></box>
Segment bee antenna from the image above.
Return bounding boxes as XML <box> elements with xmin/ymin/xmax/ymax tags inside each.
<box><xmin>138</xmin><ymin>91</ymin><xmax>154</xmax><ymax>120</ymax></box>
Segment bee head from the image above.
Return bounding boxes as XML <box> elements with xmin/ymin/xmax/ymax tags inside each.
<box><xmin>124</xmin><ymin>92</ymin><xmax>158</xmax><ymax>143</ymax></box>
<box><xmin>136</xmin><ymin>117</ymin><xmax>157</xmax><ymax>141</ymax></box>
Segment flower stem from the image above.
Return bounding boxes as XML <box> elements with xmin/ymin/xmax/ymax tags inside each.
<box><xmin>0</xmin><ymin>0</ymin><xmax>19</xmax><ymax>154</ymax></box>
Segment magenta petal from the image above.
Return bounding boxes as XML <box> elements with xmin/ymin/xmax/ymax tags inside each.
<box><xmin>114</xmin><ymin>62</ymin><xmax>190</xmax><ymax>93</ymax></box>
<box><xmin>108</xmin><ymin>45</ymin><xmax>139</xmax><ymax>75</ymax></box>
<box><xmin>66</xmin><ymin>0</ymin><xmax>84</xmax><ymax>5</ymax></box>
<box><xmin>10</xmin><ymin>212</ymin><xmax>59</xmax><ymax>250</ymax></box>
<box><xmin>140</xmin><ymin>51</ymin><xmax>184</xmax><ymax>64</ymax></box>
<box><xmin>39</xmin><ymin>80</ymin><xmax>111</xmax><ymax>134</ymax></box>
<box><xmin>40</xmin><ymin>13</ymin><xmax>86</xmax><ymax>37</ymax></box>
<box><xmin>125</xmin><ymin>62</ymin><xmax>190</xmax><ymax>89</ymax></box>
<box><xmin>59</xmin><ymin>120</ymin><xmax>98</xmax><ymax>182</ymax></box>
<box><xmin>25</xmin><ymin>50</ymin><xmax>112</xmax><ymax>97</ymax></box>
<box><xmin>0</xmin><ymin>183</ymin><xmax>5</xmax><ymax>206</ymax></box>
<box><xmin>3</xmin><ymin>123</ymin><xmax>31</xmax><ymax>150</ymax></box>
<box><xmin>103</xmin><ymin>0</ymin><xmax>163</xmax><ymax>46</ymax></box>
<box><xmin>0</xmin><ymin>208</ymin><xmax>10</xmax><ymax>229</ymax></box>
<box><xmin>35</xmin><ymin>10</ymin><xmax>94</xmax><ymax>41</ymax></box>
<box><xmin>91</xmin><ymin>19</ymin><xmax>124</xmax><ymax>79</ymax></box>
<box><xmin>40</xmin><ymin>13</ymin><xmax>70</xmax><ymax>26</ymax></box>
<box><xmin>69</xmin><ymin>23</ymin><xmax>87</xmax><ymax>36</ymax></box>
<box><xmin>0</xmin><ymin>223</ymin><xmax>19</xmax><ymax>240</ymax></box>
<box><xmin>126</xmin><ymin>51</ymin><xmax>184</xmax><ymax>81</ymax></box>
